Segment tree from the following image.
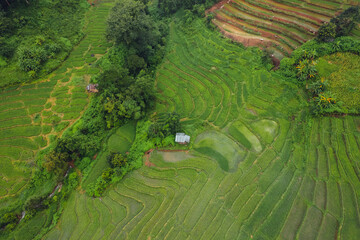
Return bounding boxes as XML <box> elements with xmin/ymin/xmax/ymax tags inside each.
<box><xmin>317</xmin><ymin>22</ymin><xmax>336</xmax><ymax>42</ymax></box>
<box><xmin>107</xmin><ymin>153</ymin><xmax>127</xmax><ymax>168</ymax></box>
<box><xmin>148</xmin><ymin>112</ymin><xmax>181</xmax><ymax>139</ymax></box>
<box><xmin>126</xmin><ymin>54</ymin><xmax>146</xmax><ymax>75</ymax></box>
<box><xmin>43</xmin><ymin>150</ymin><xmax>68</xmax><ymax>178</ymax></box>
<box><xmin>317</xmin><ymin>6</ymin><xmax>360</xmax><ymax>42</ymax></box>
<box><xmin>106</xmin><ymin>0</ymin><xmax>160</xmax><ymax>54</ymax></box>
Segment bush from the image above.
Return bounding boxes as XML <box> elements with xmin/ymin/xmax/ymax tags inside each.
<box><xmin>148</xmin><ymin>112</ymin><xmax>181</xmax><ymax>139</ymax></box>
<box><xmin>17</xmin><ymin>46</ymin><xmax>47</xmax><ymax>72</ymax></box>
<box><xmin>317</xmin><ymin>22</ymin><xmax>336</xmax><ymax>42</ymax></box>
<box><xmin>0</xmin><ymin>212</ymin><xmax>18</xmax><ymax>229</ymax></box>
<box><xmin>107</xmin><ymin>152</ymin><xmax>127</xmax><ymax>168</ymax></box>
<box><xmin>24</xmin><ymin>195</ymin><xmax>48</xmax><ymax>212</ymax></box>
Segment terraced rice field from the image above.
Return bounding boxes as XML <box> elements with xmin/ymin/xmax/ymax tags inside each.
<box><xmin>208</xmin><ymin>0</ymin><xmax>360</xmax><ymax>58</ymax></box>
<box><xmin>45</xmin><ymin>17</ymin><xmax>360</xmax><ymax>239</ymax></box>
<box><xmin>0</xmin><ymin>0</ymin><xmax>112</xmax><ymax>201</ymax></box>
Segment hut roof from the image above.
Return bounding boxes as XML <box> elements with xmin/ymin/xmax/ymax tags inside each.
<box><xmin>86</xmin><ymin>84</ymin><xmax>99</xmax><ymax>93</ymax></box>
<box><xmin>175</xmin><ymin>133</ymin><xmax>190</xmax><ymax>143</ymax></box>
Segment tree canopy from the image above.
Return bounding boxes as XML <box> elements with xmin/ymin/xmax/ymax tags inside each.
<box><xmin>106</xmin><ymin>0</ymin><xmax>160</xmax><ymax>51</ymax></box>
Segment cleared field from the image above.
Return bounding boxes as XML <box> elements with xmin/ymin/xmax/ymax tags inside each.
<box><xmin>0</xmin><ymin>0</ymin><xmax>114</xmax><ymax>201</ymax></box>
<box><xmin>208</xmin><ymin>0</ymin><xmax>360</xmax><ymax>59</ymax></box>
<box><xmin>44</xmin><ymin>17</ymin><xmax>360</xmax><ymax>240</ymax></box>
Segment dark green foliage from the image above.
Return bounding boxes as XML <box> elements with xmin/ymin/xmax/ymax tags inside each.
<box><xmin>106</xmin><ymin>0</ymin><xmax>167</xmax><ymax>69</ymax></box>
<box><xmin>107</xmin><ymin>152</ymin><xmax>127</xmax><ymax>168</ymax></box>
<box><xmin>0</xmin><ymin>0</ymin><xmax>88</xmax><ymax>87</ymax></box>
<box><xmin>101</xmin><ymin>168</ymin><xmax>114</xmax><ymax>183</ymax></box>
<box><xmin>24</xmin><ymin>195</ymin><xmax>48</xmax><ymax>212</ymax></box>
<box><xmin>317</xmin><ymin>6</ymin><xmax>360</xmax><ymax>42</ymax></box>
<box><xmin>126</xmin><ymin>54</ymin><xmax>146</xmax><ymax>75</ymax></box>
<box><xmin>106</xmin><ymin>0</ymin><xmax>160</xmax><ymax>57</ymax></box>
<box><xmin>17</xmin><ymin>46</ymin><xmax>48</xmax><ymax>72</ymax></box>
<box><xmin>42</xmin><ymin>150</ymin><xmax>69</xmax><ymax>179</ymax></box>
<box><xmin>0</xmin><ymin>5</ymin><xmax>16</xmax><ymax>59</ymax></box>
<box><xmin>158</xmin><ymin>0</ymin><xmax>217</xmax><ymax>15</ymax></box>
<box><xmin>331</xmin><ymin>6</ymin><xmax>360</xmax><ymax>36</ymax></box>
<box><xmin>148</xmin><ymin>112</ymin><xmax>181</xmax><ymax>139</ymax></box>
<box><xmin>98</xmin><ymin>69</ymin><xmax>155</xmax><ymax>127</ymax></box>
<box><xmin>317</xmin><ymin>22</ymin><xmax>336</xmax><ymax>42</ymax></box>
<box><xmin>0</xmin><ymin>212</ymin><xmax>18</xmax><ymax>230</ymax></box>
<box><xmin>158</xmin><ymin>0</ymin><xmax>182</xmax><ymax>15</ymax></box>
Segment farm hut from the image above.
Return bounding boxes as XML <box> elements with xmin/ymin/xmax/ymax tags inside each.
<box><xmin>86</xmin><ymin>84</ymin><xmax>99</xmax><ymax>93</ymax></box>
<box><xmin>175</xmin><ymin>133</ymin><xmax>190</xmax><ymax>144</ymax></box>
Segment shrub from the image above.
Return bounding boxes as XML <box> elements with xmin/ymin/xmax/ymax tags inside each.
<box><xmin>148</xmin><ymin>112</ymin><xmax>181</xmax><ymax>139</ymax></box>
<box><xmin>317</xmin><ymin>22</ymin><xmax>336</xmax><ymax>42</ymax></box>
<box><xmin>295</xmin><ymin>59</ymin><xmax>318</xmax><ymax>82</ymax></box>
<box><xmin>107</xmin><ymin>152</ymin><xmax>127</xmax><ymax>168</ymax></box>
<box><xmin>0</xmin><ymin>212</ymin><xmax>18</xmax><ymax>229</ymax></box>
<box><xmin>17</xmin><ymin>46</ymin><xmax>47</xmax><ymax>72</ymax></box>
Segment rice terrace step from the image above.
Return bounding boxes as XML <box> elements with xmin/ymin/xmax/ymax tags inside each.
<box><xmin>208</xmin><ymin>0</ymin><xmax>360</xmax><ymax>60</ymax></box>
<box><xmin>1</xmin><ymin>0</ymin><xmax>360</xmax><ymax>239</ymax></box>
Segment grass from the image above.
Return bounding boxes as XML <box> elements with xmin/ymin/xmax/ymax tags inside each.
<box><xmin>317</xmin><ymin>52</ymin><xmax>360</xmax><ymax>111</ymax></box>
<box><xmin>194</xmin><ymin>131</ymin><xmax>246</xmax><ymax>171</ymax></box>
<box><xmin>108</xmin><ymin>122</ymin><xmax>136</xmax><ymax>153</ymax></box>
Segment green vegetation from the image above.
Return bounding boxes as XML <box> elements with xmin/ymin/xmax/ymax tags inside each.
<box><xmin>194</xmin><ymin>131</ymin><xmax>246</xmax><ymax>171</ymax></box>
<box><xmin>317</xmin><ymin>6</ymin><xmax>360</xmax><ymax>42</ymax></box>
<box><xmin>280</xmin><ymin>35</ymin><xmax>360</xmax><ymax>115</ymax></box>
<box><xmin>0</xmin><ymin>0</ymin><xmax>89</xmax><ymax>87</ymax></box>
<box><xmin>318</xmin><ymin>52</ymin><xmax>360</xmax><ymax>110</ymax></box>
<box><xmin>43</xmin><ymin>12</ymin><xmax>360</xmax><ymax>239</ymax></box>
<box><xmin>157</xmin><ymin>0</ymin><xmax>217</xmax><ymax>15</ymax></box>
<box><xmin>1</xmin><ymin>0</ymin><xmax>360</xmax><ymax>239</ymax></box>
<box><xmin>0</xmin><ymin>0</ymin><xmax>112</xmax><ymax>237</ymax></box>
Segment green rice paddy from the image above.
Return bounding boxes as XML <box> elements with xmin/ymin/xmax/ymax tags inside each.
<box><xmin>43</xmin><ymin>15</ymin><xmax>360</xmax><ymax>240</ymax></box>
<box><xmin>1</xmin><ymin>0</ymin><xmax>360</xmax><ymax>239</ymax></box>
<box><xmin>0</xmin><ymin>0</ymin><xmax>113</xmax><ymax>201</ymax></box>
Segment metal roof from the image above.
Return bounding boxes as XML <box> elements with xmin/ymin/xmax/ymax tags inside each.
<box><xmin>175</xmin><ymin>133</ymin><xmax>190</xmax><ymax>143</ymax></box>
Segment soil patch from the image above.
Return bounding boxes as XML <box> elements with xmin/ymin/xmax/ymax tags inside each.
<box><xmin>158</xmin><ymin>151</ymin><xmax>192</xmax><ymax>163</ymax></box>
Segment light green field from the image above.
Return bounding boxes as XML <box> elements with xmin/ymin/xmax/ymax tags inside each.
<box><xmin>43</xmin><ymin>14</ymin><xmax>360</xmax><ymax>240</ymax></box>
<box><xmin>194</xmin><ymin>131</ymin><xmax>246</xmax><ymax>171</ymax></box>
<box><xmin>317</xmin><ymin>52</ymin><xmax>360</xmax><ymax>110</ymax></box>
<box><xmin>0</xmin><ymin>0</ymin><xmax>113</xmax><ymax>203</ymax></box>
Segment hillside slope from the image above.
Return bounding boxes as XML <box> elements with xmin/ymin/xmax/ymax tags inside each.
<box><xmin>44</xmin><ymin>18</ymin><xmax>360</xmax><ymax>240</ymax></box>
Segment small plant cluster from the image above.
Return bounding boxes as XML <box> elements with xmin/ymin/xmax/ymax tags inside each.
<box><xmin>280</xmin><ymin>6</ymin><xmax>360</xmax><ymax>115</ymax></box>
<box><xmin>17</xmin><ymin>39</ymin><xmax>63</xmax><ymax>77</ymax></box>
<box><xmin>87</xmin><ymin>152</ymin><xmax>129</xmax><ymax>197</ymax></box>
<box><xmin>293</xmin><ymin>50</ymin><xmax>340</xmax><ymax>115</ymax></box>
<box><xmin>280</xmin><ymin>34</ymin><xmax>360</xmax><ymax>115</ymax></box>
<box><xmin>148</xmin><ymin>112</ymin><xmax>182</xmax><ymax>142</ymax></box>
<box><xmin>157</xmin><ymin>0</ymin><xmax>217</xmax><ymax>16</ymax></box>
